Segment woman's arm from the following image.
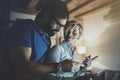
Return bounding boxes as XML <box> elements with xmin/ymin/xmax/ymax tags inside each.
<box><xmin>46</xmin><ymin>45</ymin><xmax>62</xmax><ymax>63</ymax></box>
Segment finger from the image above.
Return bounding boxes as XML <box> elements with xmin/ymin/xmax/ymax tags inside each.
<box><xmin>88</xmin><ymin>55</ymin><xmax>91</xmax><ymax>58</ymax></box>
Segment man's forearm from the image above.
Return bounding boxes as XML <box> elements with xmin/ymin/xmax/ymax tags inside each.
<box><xmin>16</xmin><ymin>62</ymin><xmax>57</xmax><ymax>80</ymax></box>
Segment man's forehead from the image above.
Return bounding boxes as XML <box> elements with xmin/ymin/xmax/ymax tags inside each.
<box><xmin>54</xmin><ymin>17</ymin><xmax>67</xmax><ymax>25</ymax></box>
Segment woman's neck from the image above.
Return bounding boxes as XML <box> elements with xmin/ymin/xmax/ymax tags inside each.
<box><xmin>67</xmin><ymin>40</ymin><xmax>76</xmax><ymax>47</ymax></box>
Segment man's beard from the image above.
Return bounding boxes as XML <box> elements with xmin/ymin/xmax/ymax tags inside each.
<box><xmin>48</xmin><ymin>30</ymin><xmax>55</xmax><ymax>36</ymax></box>
<box><xmin>44</xmin><ymin>24</ymin><xmax>59</xmax><ymax>36</ymax></box>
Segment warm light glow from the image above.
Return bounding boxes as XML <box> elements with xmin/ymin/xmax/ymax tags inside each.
<box><xmin>77</xmin><ymin>46</ymin><xmax>86</xmax><ymax>54</ymax></box>
<box><xmin>87</xmin><ymin>61</ymin><xmax>109</xmax><ymax>70</ymax></box>
<box><xmin>83</xmin><ymin>8</ymin><xmax>111</xmax><ymax>46</ymax></box>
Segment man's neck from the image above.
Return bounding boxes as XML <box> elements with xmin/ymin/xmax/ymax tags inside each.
<box><xmin>34</xmin><ymin>21</ymin><xmax>45</xmax><ymax>34</ymax></box>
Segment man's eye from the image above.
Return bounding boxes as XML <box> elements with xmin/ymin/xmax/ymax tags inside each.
<box><xmin>67</xmin><ymin>31</ymin><xmax>71</xmax><ymax>34</ymax></box>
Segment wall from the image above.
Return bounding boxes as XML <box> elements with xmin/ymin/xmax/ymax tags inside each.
<box><xmin>10</xmin><ymin>11</ymin><xmax>35</xmax><ymax>21</ymax></box>
<box><xmin>82</xmin><ymin>0</ymin><xmax>120</xmax><ymax>71</ymax></box>
<box><xmin>9</xmin><ymin>11</ymin><xmax>35</xmax><ymax>26</ymax></box>
<box><xmin>0</xmin><ymin>0</ymin><xmax>10</xmax><ymax>47</ymax></box>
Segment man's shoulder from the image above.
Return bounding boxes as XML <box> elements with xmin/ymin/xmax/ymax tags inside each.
<box><xmin>13</xmin><ymin>19</ymin><xmax>35</xmax><ymax>30</ymax></box>
<box><xmin>15</xmin><ymin>19</ymin><xmax>34</xmax><ymax>24</ymax></box>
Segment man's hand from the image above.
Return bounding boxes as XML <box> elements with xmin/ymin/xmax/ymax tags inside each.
<box><xmin>58</xmin><ymin>59</ymin><xmax>74</xmax><ymax>72</ymax></box>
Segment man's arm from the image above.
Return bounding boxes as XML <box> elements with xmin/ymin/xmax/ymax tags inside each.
<box><xmin>10</xmin><ymin>46</ymin><xmax>56</xmax><ymax>80</ymax></box>
<box><xmin>10</xmin><ymin>46</ymin><xmax>74</xmax><ymax>80</ymax></box>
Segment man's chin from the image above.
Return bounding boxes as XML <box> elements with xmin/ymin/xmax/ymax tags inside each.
<box><xmin>65</xmin><ymin>38</ymin><xmax>73</xmax><ymax>42</ymax></box>
<box><xmin>49</xmin><ymin>32</ymin><xmax>55</xmax><ymax>36</ymax></box>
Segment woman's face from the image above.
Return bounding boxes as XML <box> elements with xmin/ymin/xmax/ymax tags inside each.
<box><xmin>64</xmin><ymin>25</ymin><xmax>80</xmax><ymax>42</ymax></box>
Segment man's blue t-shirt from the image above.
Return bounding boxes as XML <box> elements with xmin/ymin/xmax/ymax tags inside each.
<box><xmin>9</xmin><ymin>19</ymin><xmax>50</xmax><ymax>63</ymax></box>
<box><xmin>6</xmin><ymin>19</ymin><xmax>50</xmax><ymax>80</ymax></box>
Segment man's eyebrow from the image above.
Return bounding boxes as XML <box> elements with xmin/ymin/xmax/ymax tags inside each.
<box><xmin>52</xmin><ymin>17</ymin><xmax>65</xmax><ymax>26</ymax></box>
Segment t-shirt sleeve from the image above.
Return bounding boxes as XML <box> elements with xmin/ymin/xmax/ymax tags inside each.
<box><xmin>9</xmin><ymin>20</ymin><xmax>33</xmax><ymax>47</ymax></box>
<box><xmin>46</xmin><ymin>45</ymin><xmax>63</xmax><ymax>63</ymax></box>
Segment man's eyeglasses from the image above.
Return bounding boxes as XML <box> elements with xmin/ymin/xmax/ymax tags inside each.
<box><xmin>52</xmin><ymin>17</ymin><xmax>65</xmax><ymax>29</ymax></box>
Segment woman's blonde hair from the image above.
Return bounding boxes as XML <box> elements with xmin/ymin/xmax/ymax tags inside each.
<box><xmin>64</xmin><ymin>20</ymin><xmax>83</xmax><ymax>38</ymax></box>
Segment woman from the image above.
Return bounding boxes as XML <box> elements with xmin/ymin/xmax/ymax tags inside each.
<box><xmin>45</xmin><ymin>20</ymin><xmax>83</xmax><ymax>80</ymax></box>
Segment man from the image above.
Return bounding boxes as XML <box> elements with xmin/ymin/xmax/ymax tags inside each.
<box><xmin>3</xmin><ymin>0</ymin><xmax>74</xmax><ymax>80</ymax></box>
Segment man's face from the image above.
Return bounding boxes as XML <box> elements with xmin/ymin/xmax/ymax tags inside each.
<box><xmin>47</xmin><ymin>17</ymin><xmax>67</xmax><ymax>36</ymax></box>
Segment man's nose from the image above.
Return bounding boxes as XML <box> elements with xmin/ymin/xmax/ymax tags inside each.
<box><xmin>56</xmin><ymin>27</ymin><xmax>61</xmax><ymax>32</ymax></box>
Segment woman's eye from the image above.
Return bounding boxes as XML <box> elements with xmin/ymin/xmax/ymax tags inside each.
<box><xmin>73</xmin><ymin>32</ymin><xmax>78</xmax><ymax>35</ymax></box>
<box><xmin>73</xmin><ymin>30</ymin><xmax>78</xmax><ymax>35</ymax></box>
<box><xmin>73</xmin><ymin>30</ymin><xmax>77</xmax><ymax>33</ymax></box>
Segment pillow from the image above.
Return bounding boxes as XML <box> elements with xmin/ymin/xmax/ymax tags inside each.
<box><xmin>105</xmin><ymin>70</ymin><xmax>120</xmax><ymax>80</ymax></box>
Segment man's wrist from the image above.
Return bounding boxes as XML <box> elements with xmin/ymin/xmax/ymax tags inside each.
<box><xmin>54</xmin><ymin>63</ymin><xmax>62</xmax><ymax>72</ymax></box>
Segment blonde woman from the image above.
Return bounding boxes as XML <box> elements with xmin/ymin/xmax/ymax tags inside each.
<box><xmin>45</xmin><ymin>20</ymin><xmax>83</xmax><ymax>80</ymax></box>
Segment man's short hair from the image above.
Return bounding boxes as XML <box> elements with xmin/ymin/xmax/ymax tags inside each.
<box><xmin>35</xmin><ymin>0</ymin><xmax>69</xmax><ymax>21</ymax></box>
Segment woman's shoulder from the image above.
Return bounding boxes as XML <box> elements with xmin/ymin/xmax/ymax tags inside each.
<box><xmin>52</xmin><ymin>43</ymin><xmax>63</xmax><ymax>49</ymax></box>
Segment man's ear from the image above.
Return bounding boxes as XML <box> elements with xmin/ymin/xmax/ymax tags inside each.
<box><xmin>36</xmin><ymin>11</ymin><xmax>51</xmax><ymax>27</ymax></box>
<box><xmin>42</xmin><ymin>12</ymin><xmax>51</xmax><ymax>22</ymax></box>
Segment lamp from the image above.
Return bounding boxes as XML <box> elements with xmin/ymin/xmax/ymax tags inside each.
<box><xmin>77</xmin><ymin>46</ymin><xmax>86</xmax><ymax>54</ymax></box>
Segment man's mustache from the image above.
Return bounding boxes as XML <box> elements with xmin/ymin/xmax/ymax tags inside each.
<box><xmin>52</xmin><ymin>29</ymin><xmax>59</xmax><ymax>32</ymax></box>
